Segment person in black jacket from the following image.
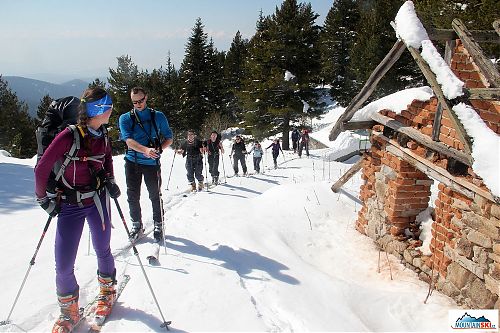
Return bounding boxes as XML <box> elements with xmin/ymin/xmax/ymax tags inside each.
<box><xmin>266</xmin><ymin>138</ymin><xmax>283</xmax><ymax>169</ymax></box>
<box><xmin>230</xmin><ymin>135</ymin><xmax>247</xmax><ymax>176</ymax></box>
<box><xmin>206</xmin><ymin>130</ymin><xmax>224</xmax><ymax>184</ymax></box>
<box><xmin>177</xmin><ymin>130</ymin><xmax>205</xmax><ymax>191</ymax></box>
<box><xmin>298</xmin><ymin>128</ymin><xmax>310</xmax><ymax>158</ymax></box>
<box><xmin>291</xmin><ymin>127</ymin><xmax>300</xmax><ymax>153</ymax></box>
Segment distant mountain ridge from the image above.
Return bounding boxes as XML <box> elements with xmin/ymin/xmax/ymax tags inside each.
<box><xmin>2</xmin><ymin>76</ymin><xmax>90</xmax><ymax>117</ymax></box>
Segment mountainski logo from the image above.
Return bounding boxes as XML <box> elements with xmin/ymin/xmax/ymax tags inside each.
<box><xmin>449</xmin><ymin>310</ymin><xmax>498</xmax><ymax>331</ymax></box>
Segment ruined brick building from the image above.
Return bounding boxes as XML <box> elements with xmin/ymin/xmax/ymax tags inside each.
<box><xmin>329</xmin><ymin>8</ymin><xmax>499</xmax><ymax>309</ymax></box>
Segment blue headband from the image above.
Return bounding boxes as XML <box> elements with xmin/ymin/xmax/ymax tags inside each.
<box><xmin>85</xmin><ymin>94</ymin><xmax>113</xmax><ymax>117</ymax></box>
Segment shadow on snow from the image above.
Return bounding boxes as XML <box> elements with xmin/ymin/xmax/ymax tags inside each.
<box><xmin>166</xmin><ymin>235</ymin><xmax>299</xmax><ymax>285</ymax></box>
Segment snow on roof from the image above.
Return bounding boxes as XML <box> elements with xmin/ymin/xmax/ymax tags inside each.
<box><xmin>394</xmin><ymin>1</ymin><xmax>464</xmax><ymax>99</ymax></box>
<box><xmin>394</xmin><ymin>1</ymin><xmax>428</xmax><ymax>49</ymax></box>
<box><xmin>453</xmin><ymin>103</ymin><xmax>500</xmax><ymax>197</ymax></box>
<box><xmin>351</xmin><ymin>86</ymin><xmax>434</xmax><ymax>122</ymax></box>
<box><xmin>421</xmin><ymin>41</ymin><xmax>464</xmax><ymax>99</ymax></box>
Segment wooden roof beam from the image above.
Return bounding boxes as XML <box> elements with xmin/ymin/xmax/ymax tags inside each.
<box><xmin>452</xmin><ymin>19</ymin><xmax>500</xmax><ymax>88</ymax></box>
<box><xmin>373</xmin><ymin>131</ymin><xmax>499</xmax><ymax>204</ymax></box>
<box><xmin>371</xmin><ymin>113</ymin><xmax>472</xmax><ymax>165</ymax></box>
<box><xmin>427</xmin><ymin>27</ymin><xmax>500</xmax><ymax>44</ymax></box>
<box><xmin>464</xmin><ymin>88</ymin><xmax>500</xmax><ymax>100</ymax></box>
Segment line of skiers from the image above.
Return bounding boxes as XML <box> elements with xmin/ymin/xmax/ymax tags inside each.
<box><xmin>31</xmin><ymin>85</ymin><xmax>312</xmax><ymax>333</ymax></box>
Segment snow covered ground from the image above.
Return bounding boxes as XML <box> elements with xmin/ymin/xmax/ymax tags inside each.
<box><xmin>0</xmin><ymin>127</ymin><xmax>458</xmax><ymax>332</ymax></box>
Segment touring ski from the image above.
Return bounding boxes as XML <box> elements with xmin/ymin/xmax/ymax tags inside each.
<box><xmin>87</xmin><ymin>274</ymin><xmax>131</xmax><ymax>332</ymax></box>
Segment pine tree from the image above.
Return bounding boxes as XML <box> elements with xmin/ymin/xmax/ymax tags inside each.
<box><xmin>179</xmin><ymin>18</ymin><xmax>211</xmax><ymax>132</ymax></box>
<box><xmin>206</xmin><ymin>39</ymin><xmax>227</xmax><ymax>118</ymax></box>
<box><xmin>349</xmin><ymin>0</ymin><xmax>423</xmax><ymax>100</ymax></box>
<box><xmin>320</xmin><ymin>0</ymin><xmax>360</xmax><ymax>106</ymax></box>
<box><xmin>241</xmin><ymin>0</ymin><xmax>323</xmax><ymax>148</ymax></box>
<box><xmin>89</xmin><ymin>78</ymin><xmax>106</xmax><ymax>89</ymax></box>
<box><xmin>225</xmin><ymin>31</ymin><xmax>248</xmax><ymax>121</ymax></box>
<box><xmin>0</xmin><ymin>76</ymin><xmax>36</xmax><ymax>158</ymax></box>
<box><xmin>107</xmin><ymin>55</ymin><xmax>140</xmax><ymax>146</ymax></box>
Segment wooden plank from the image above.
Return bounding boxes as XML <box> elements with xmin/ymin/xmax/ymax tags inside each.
<box><xmin>329</xmin><ymin>40</ymin><xmax>406</xmax><ymax>141</ymax></box>
<box><xmin>331</xmin><ymin>157</ymin><xmax>364</xmax><ymax>193</ymax></box>
<box><xmin>465</xmin><ymin>87</ymin><xmax>500</xmax><ymax>100</ymax></box>
<box><xmin>452</xmin><ymin>19</ymin><xmax>500</xmax><ymax>88</ymax></box>
<box><xmin>373</xmin><ymin>132</ymin><xmax>498</xmax><ymax>203</ymax></box>
<box><xmin>427</xmin><ymin>27</ymin><xmax>500</xmax><ymax>43</ymax></box>
<box><xmin>342</xmin><ymin>121</ymin><xmax>376</xmax><ymax>130</ymax></box>
<box><xmin>432</xmin><ymin>103</ymin><xmax>444</xmax><ymax>141</ymax></box>
<box><xmin>371</xmin><ymin>113</ymin><xmax>472</xmax><ymax>165</ymax></box>
<box><xmin>493</xmin><ymin>20</ymin><xmax>500</xmax><ymax>37</ymax></box>
<box><xmin>407</xmin><ymin>45</ymin><xmax>473</xmax><ymax>156</ymax></box>
<box><xmin>444</xmin><ymin>40</ymin><xmax>456</xmax><ymax>65</ymax></box>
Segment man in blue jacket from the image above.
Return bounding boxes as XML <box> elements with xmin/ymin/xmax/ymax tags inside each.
<box><xmin>119</xmin><ymin>87</ymin><xmax>173</xmax><ymax>242</ymax></box>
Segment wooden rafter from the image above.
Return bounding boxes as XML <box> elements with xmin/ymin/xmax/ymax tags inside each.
<box><xmin>373</xmin><ymin>131</ymin><xmax>499</xmax><ymax>204</ymax></box>
<box><xmin>452</xmin><ymin>19</ymin><xmax>500</xmax><ymax>88</ymax></box>
<box><xmin>328</xmin><ymin>40</ymin><xmax>406</xmax><ymax>141</ymax></box>
<box><xmin>406</xmin><ymin>45</ymin><xmax>473</xmax><ymax>156</ymax></box>
<box><xmin>331</xmin><ymin>157</ymin><xmax>364</xmax><ymax>193</ymax></box>
<box><xmin>427</xmin><ymin>27</ymin><xmax>500</xmax><ymax>43</ymax></box>
<box><xmin>342</xmin><ymin>121</ymin><xmax>376</xmax><ymax>131</ymax></box>
<box><xmin>465</xmin><ymin>88</ymin><xmax>500</xmax><ymax>100</ymax></box>
<box><xmin>371</xmin><ymin>113</ymin><xmax>472</xmax><ymax>165</ymax></box>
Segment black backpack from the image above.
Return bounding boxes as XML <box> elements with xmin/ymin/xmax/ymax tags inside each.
<box><xmin>36</xmin><ymin>96</ymin><xmax>80</xmax><ymax>161</ymax></box>
<box><xmin>35</xmin><ymin>96</ymin><xmax>108</xmax><ymax>196</ymax></box>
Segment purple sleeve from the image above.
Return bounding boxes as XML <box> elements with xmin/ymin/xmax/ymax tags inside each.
<box><xmin>34</xmin><ymin>129</ymin><xmax>73</xmax><ymax>198</ymax></box>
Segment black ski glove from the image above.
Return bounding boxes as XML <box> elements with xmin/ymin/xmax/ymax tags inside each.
<box><xmin>92</xmin><ymin>168</ymin><xmax>107</xmax><ymax>191</ymax></box>
<box><xmin>106</xmin><ymin>178</ymin><xmax>121</xmax><ymax>199</ymax></box>
<box><xmin>37</xmin><ymin>196</ymin><xmax>60</xmax><ymax>217</ymax></box>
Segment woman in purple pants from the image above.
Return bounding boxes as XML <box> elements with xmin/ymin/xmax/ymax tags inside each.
<box><xmin>34</xmin><ymin>87</ymin><xmax>121</xmax><ymax>333</ymax></box>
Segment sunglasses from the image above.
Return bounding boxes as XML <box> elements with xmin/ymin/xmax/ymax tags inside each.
<box><xmin>132</xmin><ymin>96</ymin><xmax>146</xmax><ymax>105</ymax></box>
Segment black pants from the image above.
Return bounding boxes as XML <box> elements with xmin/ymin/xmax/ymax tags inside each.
<box><xmin>186</xmin><ymin>155</ymin><xmax>204</xmax><ymax>183</ymax></box>
<box><xmin>272</xmin><ymin>153</ymin><xmax>279</xmax><ymax>167</ymax></box>
<box><xmin>253</xmin><ymin>157</ymin><xmax>262</xmax><ymax>172</ymax></box>
<box><xmin>298</xmin><ymin>141</ymin><xmax>309</xmax><ymax>157</ymax></box>
<box><xmin>233</xmin><ymin>154</ymin><xmax>247</xmax><ymax>174</ymax></box>
<box><xmin>208</xmin><ymin>153</ymin><xmax>220</xmax><ymax>177</ymax></box>
<box><xmin>292</xmin><ymin>140</ymin><xmax>298</xmax><ymax>152</ymax></box>
<box><xmin>125</xmin><ymin>159</ymin><xmax>162</xmax><ymax>225</ymax></box>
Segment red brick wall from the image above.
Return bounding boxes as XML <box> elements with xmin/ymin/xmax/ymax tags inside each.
<box><xmin>451</xmin><ymin>40</ymin><xmax>500</xmax><ymax>135</ymax></box>
<box><xmin>354</xmin><ymin>39</ymin><xmax>500</xmax><ymax>308</ymax></box>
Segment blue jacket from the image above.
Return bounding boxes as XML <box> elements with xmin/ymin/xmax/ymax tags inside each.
<box><xmin>119</xmin><ymin>108</ymin><xmax>173</xmax><ymax>166</ymax></box>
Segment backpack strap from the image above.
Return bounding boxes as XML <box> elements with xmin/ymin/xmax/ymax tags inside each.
<box><xmin>53</xmin><ymin>125</ymin><xmax>82</xmax><ymax>187</ymax></box>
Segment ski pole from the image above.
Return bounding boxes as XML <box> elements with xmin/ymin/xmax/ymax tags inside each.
<box><xmin>157</xmin><ymin>167</ymin><xmax>167</xmax><ymax>255</ymax></box>
<box><xmin>1</xmin><ymin>215</ymin><xmax>53</xmax><ymax>326</ymax></box>
<box><xmin>165</xmin><ymin>148</ymin><xmax>176</xmax><ymax>191</ymax></box>
<box><xmin>203</xmin><ymin>151</ymin><xmax>209</xmax><ymax>191</ymax></box>
<box><xmin>220</xmin><ymin>152</ymin><xmax>227</xmax><ymax>184</ymax></box>
<box><xmin>113</xmin><ymin>198</ymin><xmax>171</xmax><ymax>330</ymax></box>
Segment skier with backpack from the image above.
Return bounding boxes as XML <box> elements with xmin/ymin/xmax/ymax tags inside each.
<box><xmin>206</xmin><ymin>130</ymin><xmax>224</xmax><ymax>184</ymax></box>
<box><xmin>34</xmin><ymin>88</ymin><xmax>121</xmax><ymax>333</ymax></box>
<box><xmin>230</xmin><ymin>135</ymin><xmax>247</xmax><ymax>176</ymax></box>
<box><xmin>177</xmin><ymin>129</ymin><xmax>205</xmax><ymax>191</ymax></box>
<box><xmin>118</xmin><ymin>87</ymin><xmax>173</xmax><ymax>242</ymax></box>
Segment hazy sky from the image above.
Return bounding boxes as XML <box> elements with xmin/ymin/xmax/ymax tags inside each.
<box><xmin>1</xmin><ymin>0</ymin><xmax>332</xmax><ymax>82</ymax></box>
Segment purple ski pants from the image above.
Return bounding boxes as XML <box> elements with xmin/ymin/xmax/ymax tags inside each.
<box><xmin>55</xmin><ymin>195</ymin><xmax>115</xmax><ymax>295</ymax></box>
